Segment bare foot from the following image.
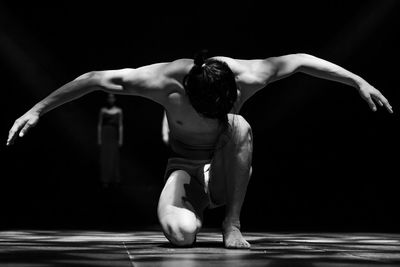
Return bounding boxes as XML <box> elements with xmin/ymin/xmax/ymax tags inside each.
<box><xmin>222</xmin><ymin>223</ymin><xmax>250</xmax><ymax>249</ymax></box>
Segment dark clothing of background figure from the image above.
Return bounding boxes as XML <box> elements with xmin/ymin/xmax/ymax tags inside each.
<box><xmin>100</xmin><ymin>112</ymin><xmax>121</xmax><ymax>185</ymax></box>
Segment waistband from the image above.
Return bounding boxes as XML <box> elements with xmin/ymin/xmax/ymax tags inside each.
<box><xmin>169</xmin><ymin>136</ymin><xmax>215</xmax><ymax>160</ymax></box>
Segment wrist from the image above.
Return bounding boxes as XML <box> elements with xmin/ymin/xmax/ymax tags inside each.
<box><xmin>30</xmin><ymin>104</ymin><xmax>45</xmax><ymax>117</ymax></box>
<box><xmin>352</xmin><ymin>75</ymin><xmax>366</xmax><ymax>91</ymax></box>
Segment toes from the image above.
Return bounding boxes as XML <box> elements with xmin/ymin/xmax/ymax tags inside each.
<box><xmin>225</xmin><ymin>239</ymin><xmax>251</xmax><ymax>249</ymax></box>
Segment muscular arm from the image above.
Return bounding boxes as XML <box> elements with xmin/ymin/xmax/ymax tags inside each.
<box><xmin>7</xmin><ymin>62</ymin><xmax>173</xmax><ymax>146</ymax></box>
<box><xmin>219</xmin><ymin>54</ymin><xmax>393</xmax><ymax>113</ymax></box>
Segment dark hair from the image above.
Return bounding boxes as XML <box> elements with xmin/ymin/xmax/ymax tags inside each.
<box><xmin>183</xmin><ymin>50</ymin><xmax>237</xmax><ymax>123</ymax></box>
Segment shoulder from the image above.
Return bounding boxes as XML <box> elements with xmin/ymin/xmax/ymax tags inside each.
<box><xmin>131</xmin><ymin>58</ymin><xmax>194</xmax><ymax>86</ymax></box>
<box><xmin>210</xmin><ymin>56</ymin><xmax>271</xmax><ymax>76</ymax></box>
<box><xmin>146</xmin><ymin>58</ymin><xmax>193</xmax><ymax>89</ymax></box>
<box><xmin>99</xmin><ymin>59</ymin><xmax>192</xmax><ymax>82</ymax></box>
<box><xmin>162</xmin><ymin>58</ymin><xmax>193</xmax><ymax>78</ymax></box>
<box><xmin>211</xmin><ymin>56</ymin><xmax>274</xmax><ymax>85</ymax></box>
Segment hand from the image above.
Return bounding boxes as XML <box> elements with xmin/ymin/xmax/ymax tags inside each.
<box><xmin>162</xmin><ymin>133</ymin><xmax>170</xmax><ymax>146</ymax></box>
<box><xmin>358</xmin><ymin>82</ymin><xmax>393</xmax><ymax>113</ymax></box>
<box><xmin>7</xmin><ymin>110</ymin><xmax>40</xmax><ymax>146</ymax></box>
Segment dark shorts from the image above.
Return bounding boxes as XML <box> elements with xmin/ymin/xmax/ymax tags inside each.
<box><xmin>164</xmin><ymin>157</ymin><xmax>224</xmax><ymax>209</ymax></box>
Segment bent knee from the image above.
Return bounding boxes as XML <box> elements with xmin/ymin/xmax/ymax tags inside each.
<box><xmin>160</xmin><ymin>214</ymin><xmax>200</xmax><ymax>247</ymax></box>
<box><xmin>163</xmin><ymin>223</ymin><xmax>198</xmax><ymax>247</ymax></box>
<box><xmin>167</xmin><ymin>230</ymin><xmax>197</xmax><ymax>247</ymax></box>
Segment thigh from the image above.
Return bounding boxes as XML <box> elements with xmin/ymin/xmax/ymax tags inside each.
<box><xmin>207</xmin><ymin>114</ymin><xmax>253</xmax><ymax>207</ymax></box>
<box><xmin>157</xmin><ymin>170</ymin><xmax>209</xmax><ymax>228</ymax></box>
<box><xmin>207</xmin><ymin>145</ymin><xmax>227</xmax><ymax>208</ymax></box>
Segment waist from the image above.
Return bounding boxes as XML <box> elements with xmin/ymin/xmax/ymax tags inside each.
<box><xmin>102</xmin><ymin>123</ymin><xmax>118</xmax><ymax>127</ymax></box>
<box><xmin>169</xmin><ymin>137</ymin><xmax>215</xmax><ymax>160</ymax></box>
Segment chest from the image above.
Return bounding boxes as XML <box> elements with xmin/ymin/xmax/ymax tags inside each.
<box><xmin>165</xmin><ymin>92</ymin><xmax>222</xmax><ymax>141</ymax></box>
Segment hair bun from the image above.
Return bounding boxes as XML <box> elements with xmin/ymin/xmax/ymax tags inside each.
<box><xmin>193</xmin><ymin>49</ymin><xmax>208</xmax><ymax>67</ymax></box>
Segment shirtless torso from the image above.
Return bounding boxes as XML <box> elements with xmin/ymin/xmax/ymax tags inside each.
<box><xmin>121</xmin><ymin>57</ymin><xmax>264</xmax><ymax>158</ymax></box>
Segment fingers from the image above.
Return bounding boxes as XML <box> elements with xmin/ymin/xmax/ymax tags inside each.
<box><xmin>6</xmin><ymin>115</ymin><xmax>38</xmax><ymax>146</ymax></box>
<box><xmin>360</xmin><ymin>86</ymin><xmax>393</xmax><ymax>114</ymax></box>
<box><xmin>386</xmin><ymin>104</ymin><xmax>394</xmax><ymax>114</ymax></box>
<box><xmin>366</xmin><ymin>96</ymin><xmax>377</xmax><ymax>112</ymax></box>
<box><xmin>7</xmin><ymin>119</ymin><xmax>23</xmax><ymax>146</ymax></box>
<box><xmin>380</xmin><ymin>96</ymin><xmax>393</xmax><ymax>114</ymax></box>
<box><xmin>372</xmin><ymin>93</ymin><xmax>393</xmax><ymax>114</ymax></box>
<box><xmin>19</xmin><ymin>121</ymin><xmax>34</xmax><ymax>137</ymax></box>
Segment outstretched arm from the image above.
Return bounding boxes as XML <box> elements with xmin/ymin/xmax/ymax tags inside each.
<box><xmin>220</xmin><ymin>54</ymin><xmax>393</xmax><ymax>113</ymax></box>
<box><xmin>268</xmin><ymin>54</ymin><xmax>392</xmax><ymax>113</ymax></box>
<box><xmin>7</xmin><ymin>71</ymin><xmax>102</xmax><ymax>146</ymax></box>
<box><xmin>7</xmin><ymin>63</ymin><xmax>171</xmax><ymax>146</ymax></box>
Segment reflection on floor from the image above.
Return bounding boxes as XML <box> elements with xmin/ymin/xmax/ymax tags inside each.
<box><xmin>1</xmin><ymin>229</ymin><xmax>400</xmax><ymax>266</ymax></box>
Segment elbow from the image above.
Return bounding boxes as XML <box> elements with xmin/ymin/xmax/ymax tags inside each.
<box><xmin>293</xmin><ymin>53</ymin><xmax>313</xmax><ymax>58</ymax></box>
<box><xmin>290</xmin><ymin>53</ymin><xmax>311</xmax><ymax>63</ymax></box>
<box><xmin>85</xmin><ymin>71</ymin><xmax>103</xmax><ymax>85</ymax></box>
<box><xmin>289</xmin><ymin>53</ymin><xmax>315</xmax><ymax>73</ymax></box>
<box><xmin>74</xmin><ymin>71</ymin><xmax>103</xmax><ymax>92</ymax></box>
<box><xmin>290</xmin><ymin>53</ymin><xmax>314</xmax><ymax>64</ymax></box>
<box><xmin>75</xmin><ymin>71</ymin><xmax>99</xmax><ymax>81</ymax></box>
<box><xmin>294</xmin><ymin>52</ymin><xmax>309</xmax><ymax>56</ymax></box>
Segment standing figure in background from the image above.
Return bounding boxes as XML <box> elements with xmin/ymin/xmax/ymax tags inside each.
<box><xmin>98</xmin><ymin>93</ymin><xmax>123</xmax><ymax>188</ymax></box>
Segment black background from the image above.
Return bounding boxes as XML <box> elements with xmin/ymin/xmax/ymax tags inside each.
<box><xmin>1</xmin><ymin>1</ymin><xmax>399</xmax><ymax>232</ymax></box>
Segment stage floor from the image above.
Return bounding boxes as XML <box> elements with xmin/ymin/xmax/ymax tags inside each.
<box><xmin>1</xmin><ymin>229</ymin><xmax>400</xmax><ymax>266</ymax></box>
